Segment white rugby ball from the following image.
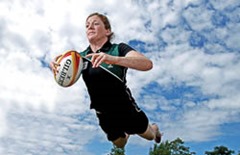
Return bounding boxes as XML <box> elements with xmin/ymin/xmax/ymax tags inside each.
<box><xmin>54</xmin><ymin>50</ymin><xmax>83</xmax><ymax>87</ymax></box>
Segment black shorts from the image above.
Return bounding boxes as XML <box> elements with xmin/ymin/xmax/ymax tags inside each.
<box><xmin>96</xmin><ymin>108</ymin><xmax>149</xmax><ymax>141</ymax></box>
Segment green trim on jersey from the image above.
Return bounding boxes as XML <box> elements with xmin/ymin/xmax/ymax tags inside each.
<box><xmin>80</xmin><ymin>44</ymin><xmax>125</xmax><ymax>83</ymax></box>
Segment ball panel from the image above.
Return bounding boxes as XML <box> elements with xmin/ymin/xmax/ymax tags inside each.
<box><xmin>70</xmin><ymin>52</ymin><xmax>79</xmax><ymax>86</ymax></box>
<box><xmin>54</xmin><ymin>50</ymin><xmax>83</xmax><ymax>87</ymax></box>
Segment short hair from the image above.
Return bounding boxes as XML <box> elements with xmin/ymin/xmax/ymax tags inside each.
<box><xmin>86</xmin><ymin>12</ymin><xmax>114</xmax><ymax>41</ymax></box>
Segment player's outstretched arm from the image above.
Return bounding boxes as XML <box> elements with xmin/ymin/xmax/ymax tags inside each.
<box><xmin>86</xmin><ymin>50</ymin><xmax>153</xmax><ymax>71</ymax></box>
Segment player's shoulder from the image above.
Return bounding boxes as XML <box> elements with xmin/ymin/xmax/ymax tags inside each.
<box><xmin>117</xmin><ymin>42</ymin><xmax>135</xmax><ymax>56</ymax></box>
<box><xmin>118</xmin><ymin>42</ymin><xmax>129</xmax><ymax>48</ymax></box>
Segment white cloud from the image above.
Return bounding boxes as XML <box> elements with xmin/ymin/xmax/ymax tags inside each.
<box><xmin>209</xmin><ymin>0</ymin><xmax>240</xmax><ymax>10</ymax></box>
<box><xmin>0</xmin><ymin>108</ymin><xmax>6</xmax><ymax>138</ymax></box>
<box><xmin>0</xmin><ymin>51</ymin><xmax>56</xmax><ymax>109</ymax></box>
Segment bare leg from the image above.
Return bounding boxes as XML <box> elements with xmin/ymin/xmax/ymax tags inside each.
<box><xmin>112</xmin><ymin>124</ymin><xmax>161</xmax><ymax>148</ymax></box>
<box><xmin>112</xmin><ymin>134</ymin><xmax>129</xmax><ymax>148</ymax></box>
<box><xmin>138</xmin><ymin>124</ymin><xmax>161</xmax><ymax>143</ymax></box>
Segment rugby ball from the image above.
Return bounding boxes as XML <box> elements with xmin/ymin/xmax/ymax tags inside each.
<box><xmin>54</xmin><ymin>50</ymin><xmax>83</xmax><ymax>87</ymax></box>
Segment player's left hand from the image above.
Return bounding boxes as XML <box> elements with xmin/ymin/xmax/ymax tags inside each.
<box><xmin>86</xmin><ymin>52</ymin><xmax>117</xmax><ymax>68</ymax></box>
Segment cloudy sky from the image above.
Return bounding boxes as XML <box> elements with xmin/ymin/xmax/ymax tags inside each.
<box><xmin>0</xmin><ymin>0</ymin><xmax>240</xmax><ymax>155</ymax></box>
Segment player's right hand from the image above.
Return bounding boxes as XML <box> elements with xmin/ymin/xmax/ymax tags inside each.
<box><xmin>49</xmin><ymin>55</ymin><xmax>61</xmax><ymax>75</ymax></box>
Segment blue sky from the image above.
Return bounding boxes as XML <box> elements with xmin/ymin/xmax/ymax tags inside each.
<box><xmin>0</xmin><ymin>0</ymin><xmax>240</xmax><ymax>155</ymax></box>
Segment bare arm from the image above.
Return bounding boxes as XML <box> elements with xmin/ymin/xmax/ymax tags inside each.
<box><xmin>115</xmin><ymin>50</ymin><xmax>153</xmax><ymax>71</ymax></box>
<box><xmin>86</xmin><ymin>50</ymin><xmax>153</xmax><ymax>71</ymax></box>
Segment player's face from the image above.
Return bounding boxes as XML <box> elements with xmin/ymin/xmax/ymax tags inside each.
<box><xmin>86</xmin><ymin>15</ymin><xmax>110</xmax><ymax>43</ymax></box>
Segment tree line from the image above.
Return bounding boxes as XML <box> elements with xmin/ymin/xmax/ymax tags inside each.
<box><xmin>109</xmin><ymin>138</ymin><xmax>239</xmax><ymax>155</ymax></box>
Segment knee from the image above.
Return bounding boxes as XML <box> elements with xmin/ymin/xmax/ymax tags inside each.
<box><xmin>113</xmin><ymin>141</ymin><xmax>126</xmax><ymax>148</ymax></box>
<box><xmin>112</xmin><ymin>136</ymin><xmax>128</xmax><ymax>148</ymax></box>
<box><xmin>146</xmin><ymin>135</ymin><xmax>155</xmax><ymax>141</ymax></box>
<box><xmin>138</xmin><ymin>125</ymin><xmax>155</xmax><ymax>141</ymax></box>
<box><xmin>142</xmin><ymin>132</ymin><xmax>154</xmax><ymax>141</ymax></box>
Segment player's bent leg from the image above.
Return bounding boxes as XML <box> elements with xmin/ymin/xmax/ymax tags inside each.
<box><xmin>112</xmin><ymin>134</ymin><xmax>129</xmax><ymax>148</ymax></box>
<box><xmin>151</xmin><ymin>123</ymin><xmax>162</xmax><ymax>143</ymax></box>
<box><xmin>138</xmin><ymin>124</ymin><xmax>155</xmax><ymax>140</ymax></box>
<box><xmin>138</xmin><ymin>124</ymin><xmax>162</xmax><ymax>143</ymax></box>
